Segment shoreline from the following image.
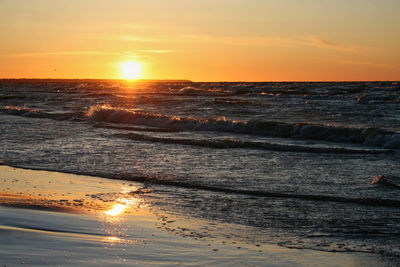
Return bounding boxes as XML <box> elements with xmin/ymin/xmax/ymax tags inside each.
<box><xmin>0</xmin><ymin>165</ymin><xmax>394</xmax><ymax>266</ymax></box>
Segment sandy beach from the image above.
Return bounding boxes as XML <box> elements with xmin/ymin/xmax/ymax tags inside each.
<box><xmin>0</xmin><ymin>165</ymin><xmax>394</xmax><ymax>266</ymax></box>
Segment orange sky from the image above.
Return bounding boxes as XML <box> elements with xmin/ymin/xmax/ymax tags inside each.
<box><xmin>0</xmin><ymin>0</ymin><xmax>399</xmax><ymax>81</ymax></box>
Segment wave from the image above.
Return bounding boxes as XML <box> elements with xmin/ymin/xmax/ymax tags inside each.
<box><xmin>171</xmin><ymin>86</ymin><xmax>232</xmax><ymax>96</ymax></box>
<box><xmin>0</xmin><ymin>225</ymin><xmax>107</xmax><ymax>240</ymax></box>
<box><xmin>86</xmin><ymin>105</ymin><xmax>400</xmax><ymax>149</ymax></box>
<box><xmin>176</xmin><ymin>86</ymin><xmax>209</xmax><ymax>96</ymax></box>
<box><xmin>116</xmin><ymin>132</ymin><xmax>389</xmax><ymax>154</ymax></box>
<box><xmin>166</xmin><ymin>184</ymin><xmax>400</xmax><ymax>208</ymax></box>
<box><xmin>0</xmin><ymin>105</ymin><xmax>83</xmax><ymax>120</ymax></box>
<box><xmin>94</xmin><ymin>122</ymin><xmax>179</xmax><ymax>132</ymax></box>
<box><xmin>213</xmin><ymin>98</ymin><xmax>262</xmax><ymax>106</ymax></box>
<box><xmin>0</xmin><ymin>95</ymin><xmax>27</xmax><ymax>101</ymax></box>
<box><xmin>3</xmin><ymin>163</ymin><xmax>399</xmax><ymax>208</ymax></box>
<box><xmin>2</xmin><ymin>104</ymin><xmax>399</xmax><ymax>149</ymax></box>
<box><xmin>171</xmin><ymin>82</ymin><xmax>397</xmax><ymax>97</ymax></box>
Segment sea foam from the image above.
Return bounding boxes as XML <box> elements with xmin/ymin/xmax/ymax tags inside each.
<box><xmin>86</xmin><ymin>104</ymin><xmax>400</xmax><ymax>149</ymax></box>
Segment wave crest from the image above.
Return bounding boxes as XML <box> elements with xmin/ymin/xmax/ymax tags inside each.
<box><xmin>0</xmin><ymin>105</ymin><xmax>81</xmax><ymax>120</ymax></box>
<box><xmin>86</xmin><ymin>105</ymin><xmax>400</xmax><ymax>149</ymax></box>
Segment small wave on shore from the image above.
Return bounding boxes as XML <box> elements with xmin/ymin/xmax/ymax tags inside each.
<box><xmin>116</xmin><ymin>132</ymin><xmax>390</xmax><ymax>154</ymax></box>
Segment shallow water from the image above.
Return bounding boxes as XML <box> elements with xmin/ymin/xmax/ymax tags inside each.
<box><xmin>3</xmin><ymin>205</ymin><xmax>391</xmax><ymax>267</ymax></box>
<box><xmin>1</xmin><ymin>80</ymin><xmax>399</xmax><ymax>258</ymax></box>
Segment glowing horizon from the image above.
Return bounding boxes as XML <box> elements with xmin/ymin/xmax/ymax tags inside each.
<box><xmin>0</xmin><ymin>0</ymin><xmax>399</xmax><ymax>81</ymax></box>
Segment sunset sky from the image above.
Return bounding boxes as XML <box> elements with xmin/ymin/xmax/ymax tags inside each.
<box><xmin>1</xmin><ymin>0</ymin><xmax>399</xmax><ymax>81</ymax></box>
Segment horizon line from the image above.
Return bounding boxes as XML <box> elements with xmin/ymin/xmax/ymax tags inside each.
<box><xmin>0</xmin><ymin>78</ymin><xmax>399</xmax><ymax>83</ymax></box>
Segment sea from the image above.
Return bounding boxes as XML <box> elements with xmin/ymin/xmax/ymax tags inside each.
<box><xmin>1</xmin><ymin>79</ymin><xmax>400</xmax><ymax>259</ymax></box>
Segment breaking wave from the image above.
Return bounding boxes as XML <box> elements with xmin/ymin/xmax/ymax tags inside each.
<box><xmin>2</xmin><ymin>104</ymin><xmax>399</xmax><ymax>149</ymax></box>
<box><xmin>86</xmin><ymin>105</ymin><xmax>400</xmax><ymax>149</ymax></box>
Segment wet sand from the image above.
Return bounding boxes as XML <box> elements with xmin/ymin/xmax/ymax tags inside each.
<box><xmin>0</xmin><ymin>166</ymin><xmax>392</xmax><ymax>266</ymax></box>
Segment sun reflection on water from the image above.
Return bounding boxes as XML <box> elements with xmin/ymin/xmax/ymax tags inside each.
<box><xmin>105</xmin><ymin>203</ymin><xmax>127</xmax><ymax>216</ymax></box>
<box><xmin>105</xmin><ymin>236</ymin><xmax>121</xmax><ymax>243</ymax></box>
<box><xmin>103</xmin><ymin>187</ymin><xmax>141</xmax><ymax>218</ymax></box>
<box><xmin>101</xmin><ymin>186</ymin><xmax>150</xmax><ymax>246</ymax></box>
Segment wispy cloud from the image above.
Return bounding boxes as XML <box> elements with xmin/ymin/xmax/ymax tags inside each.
<box><xmin>7</xmin><ymin>35</ymin><xmax>363</xmax><ymax>60</ymax></box>
<box><xmin>1</xmin><ymin>51</ymin><xmax>121</xmax><ymax>57</ymax></box>
<box><xmin>119</xmin><ymin>33</ymin><xmax>366</xmax><ymax>53</ymax></box>
<box><xmin>306</xmin><ymin>35</ymin><xmax>365</xmax><ymax>52</ymax></box>
<box><xmin>119</xmin><ymin>24</ymin><xmax>151</xmax><ymax>30</ymax></box>
<box><xmin>0</xmin><ymin>49</ymin><xmax>178</xmax><ymax>58</ymax></box>
<box><xmin>139</xmin><ymin>49</ymin><xmax>178</xmax><ymax>53</ymax></box>
<box><xmin>121</xmin><ymin>36</ymin><xmax>168</xmax><ymax>43</ymax></box>
<box><xmin>180</xmin><ymin>34</ymin><xmax>288</xmax><ymax>46</ymax></box>
<box><xmin>119</xmin><ymin>34</ymin><xmax>294</xmax><ymax>47</ymax></box>
<box><xmin>340</xmin><ymin>60</ymin><xmax>391</xmax><ymax>69</ymax></box>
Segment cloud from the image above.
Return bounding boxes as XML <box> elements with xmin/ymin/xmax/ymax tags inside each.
<box><xmin>180</xmin><ymin>34</ymin><xmax>288</xmax><ymax>46</ymax></box>
<box><xmin>119</xmin><ymin>33</ymin><xmax>366</xmax><ymax>54</ymax></box>
<box><xmin>307</xmin><ymin>35</ymin><xmax>365</xmax><ymax>52</ymax></box>
<box><xmin>1</xmin><ymin>51</ymin><xmax>121</xmax><ymax>57</ymax></box>
<box><xmin>119</xmin><ymin>24</ymin><xmax>150</xmax><ymax>30</ymax></box>
<box><xmin>119</xmin><ymin>34</ymin><xmax>293</xmax><ymax>47</ymax></box>
<box><xmin>139</xmin><ymin>49</ymin><xmax>178</xmax><ymax>53</ymax></box>
<box><xmin>121</xmin><ymin>36</ymin><xmax>167</xmax><ymax>43</ymax></box>
<box><xmin>5</xmin><ymin>35</ymin><xmax>363</xmax><ymax>60</ymax></box>
<box><xmin>0</xmin><ymin>50</ymin><xmax>177</xmax><ymax>58</ymax></box>
<box><xmin>340</xmin><ymin>60</ymin><xmax>390</xmax><ymax>69</ymax></box>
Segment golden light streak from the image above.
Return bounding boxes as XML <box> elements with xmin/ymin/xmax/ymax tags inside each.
<box><xmin>105</xmin><ymin>203</ymin><xmax>128</xmax><ymax>216</ymax></box>
<box><xmin>105</xmin><ymin>236</ymin><xmax>122</xmax><ymax>243</ymax></box>
<box><xmin>104</xmin><ymin>187</ymin><xmax>140</xmax><ymax>217</ymax></box>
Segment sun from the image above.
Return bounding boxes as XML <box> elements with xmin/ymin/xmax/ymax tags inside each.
<box><xmin>121</xmin><ymin>61</ymin><xmax>142</xmax><ymax>80</ymax></box>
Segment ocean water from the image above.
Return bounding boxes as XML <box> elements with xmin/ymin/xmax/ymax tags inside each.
<box><xmin>1</xmin><ymin>80</ymin><xmax>400</xmax><ymax>258</ymax></box>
